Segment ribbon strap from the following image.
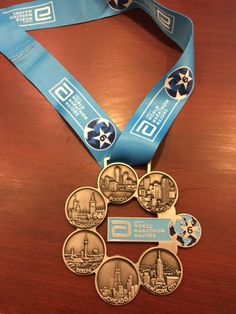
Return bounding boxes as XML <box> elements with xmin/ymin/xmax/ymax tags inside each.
<box><xmin>0</xmin><ymin>0</ymin><xmax>194</xmax><ymax>166</ymax></box>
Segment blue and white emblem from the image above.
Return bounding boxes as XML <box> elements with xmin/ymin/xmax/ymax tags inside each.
<box><xmin>173</xmin><ymin>213</ymin><xmax>202</xmax><ymax>248</ymax></box>
<box><xmin>84</xmin><ymin>118</ymin><xmax>116</xmax><ymax>150</ymax></box>
<box><xmin>107</xmin><ymin>0</ymin><xmax>133</xmax><ymax>11</ymax></box>
<box><xmin>165</xmin><ymin>67</ymin><xmax>193</xmax><ymax>100</ymax></box>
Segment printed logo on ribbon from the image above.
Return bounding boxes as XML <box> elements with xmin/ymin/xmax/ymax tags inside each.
<box><xmin>4</xmin><ymin>1</ymin><xmax>56</xmax><ymax>27</ymax></box>
<box><xmin>156</xmin><ymin>8</ymin><xmax>175</xmax><ymax>33</ymax></box>
<box><xmin>165</xmin><ymin>67</ymin><xmax>193</xmax><ymax>100</ymax></box>
<box><xmin>107</xmin><ymin>0</ymin><xmax>133</xmax><ymax>11</ymax></box>
<box><xmin>84</xmin><ymin>118</ymin><xmax>116</xmax><ymax>150</ymax></box>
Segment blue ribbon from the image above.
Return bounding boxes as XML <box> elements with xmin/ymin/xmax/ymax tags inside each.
<box><xmin>0</xmin><ymin>0</ymin><xmax>194</xmax><ymax>167</ymax></box>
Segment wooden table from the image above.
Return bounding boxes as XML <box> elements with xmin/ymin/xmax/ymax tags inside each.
<box><xmin>0</xmin><ymin>1</ymin><xmax>235</xmax><ymax>313</ymax></box>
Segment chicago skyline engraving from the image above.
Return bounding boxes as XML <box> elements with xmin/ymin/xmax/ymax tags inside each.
<box><xmin>138</xmin><ymin>172</ymin><xmax>178</xmax><ymax>212</ymax></box>
<box><xmin>98</xmin><ymin>164</ymin><xmax>138</xmax><ymax>203</ymax></box>
<box><xmin>66</xmin><ymin>188</ymin><xmax>107</xmax><ymax>228</ymax></box>
<box><xmin>97</xmin><ymin>258</ymin><xmax>139</xmax><ymax>305</ymax></box>
<box><xmin>63</xmin><ymin>230</ymin><xmax>105</xmax><ymax>275</ymax></box>
<box><xmin>139</xmin><ymin>248</ymin><xmax>182</xmax><ymax>295</ymax></box>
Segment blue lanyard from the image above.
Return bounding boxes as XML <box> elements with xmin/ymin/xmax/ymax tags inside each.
<box><xmin>0</xmin><ymin>0</ymin><xmax>194</xmax><ymax>167</ymax></box>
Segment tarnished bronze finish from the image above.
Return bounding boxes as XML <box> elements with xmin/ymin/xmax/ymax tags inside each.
<box><xmin>95</xmin><ymin>257</ymin><xmax>140</xmax><ymax>305</ymax></box>
<box><xmin>139</xmin><ymin>247</ymin><xmax>182</xmax><ymax>295</ymax></box>
<box><xmin>65</xmin><ymin>187</ymin><xmax>107</xmax><ymax>229</ymax></box>
<box><xmin>98</xmin><ymin>162</ymin><xmax>138</xmax><ymax>204</ymax></box>
<box><xmin>137</xmin><ymin>172</ymin><xmax>178</xmax><ymax>213</ymax></box>
<box><xmin>63</xmin><ymin>230</ymin><xmax>106</xmax><ymax>275</ymax></box>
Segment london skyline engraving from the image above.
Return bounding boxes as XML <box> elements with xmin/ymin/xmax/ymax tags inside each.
<box><xmin>98</xmin><ymin>163</ymin><xmax>138</xmax><ymax>203</ymax></box>
<box><xmin>138</xmin><ymin>172</ymin><xmax>178</xmax><ymax>213</ymax></box>
<box><xmin>96</xmin><ymin>258</ymin><xmax>139</xmax><ymax>305</ymax></box>
<box><xmin>63</xmin><ymin>230</ymin><xmax>105</xmax><ymax>275</ymax></box>
<box><xmin>65</xmin><ymin>187</ymin><xmax>107</xmax><ymax>229</ymax></box>
<box><xmin>139</xmin><ymin>248</ymin><xmax>182</xmax><ymax>295</ymax></box>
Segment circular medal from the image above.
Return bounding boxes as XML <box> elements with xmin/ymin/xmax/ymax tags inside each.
<box><xmin>95</xmin><ymin>257</ymin><xmax>140</xmax><ymax>305</ymax></box>
<box><xmin>139</xmin><ymin>247</ymin><xmax>182</xmax><ymax>295</ymax></box>
<box><xmin>173</xmin><ymin>213</ymin><xmax>202</xmax><ymax>248</ymax></box>
<box><xmin>137</xmin><ymin>171</ymin><xmax>178</xmax><ymax>213</ymax></box>
<box><xmin>63</xmin><ymin>230</ymin><xmax>106</xmax><ymax>275</ymax></box>
<box><xmin>65</xmin><ymin>187</ymin><xmax>107</xmax><ymax>229</ymax></box>
<box><xmin>98</xmin><ymin>163</ymin><xmax>138</xmax><ymax>204</ymax></box>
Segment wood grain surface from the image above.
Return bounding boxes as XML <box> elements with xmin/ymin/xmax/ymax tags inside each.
<box><xmin>0</xmin><ymin>1</ymin><xmax>235</xmax><ymax>313</ymax></box>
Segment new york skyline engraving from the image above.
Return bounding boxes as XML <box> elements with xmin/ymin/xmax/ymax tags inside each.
<box><xmin>139</xmin><ymin>249</ymin><xmax>182</xmax><ymax>295</ymax></box>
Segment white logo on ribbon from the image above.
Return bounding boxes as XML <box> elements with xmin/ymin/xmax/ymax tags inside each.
<box><xmin>135</xmin><ymin>121</ymin><xmax>157</xmax><ymax>138</ymax></box>
<box><xmin>35</xmin><ymin>5</ymin><xmax>53</xmax><ymax>22</ymax></box>
<box><xmin>157</xmin><ymin>9</ymin><xmax>175</xmax><ymax>33</ymax></box>
<box><xmin>54</xmin><ymin>83</ymin><xmax>74</xmax><ymax>102</ymax></box>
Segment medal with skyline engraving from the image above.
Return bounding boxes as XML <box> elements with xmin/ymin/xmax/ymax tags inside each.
<box><xmin>63</xmin><ymin>161</ymin><xmax>201</xmax><ymax>305</ymax></box>
<box><xmin>139</xmin><ymin>247</ymin><xmax>182</xmax><ymax>295</ymax></box>
<box><xmin>63</xmin><ymin>230</ymin><xmax>106</xmax><ymax>275</ymax></box>
<box><xmin>65</xmin><ymin>187</ymin><xmax>107</xmax><ymax>229</ymax></box>
<box><xmin>95</xmin><ymin>257</ymin><xmax>140</xmax><ymax>305</ymax></box>
<box><xmin>137</xmin><ymin>171</ymin><xmax>178</xmax><ymax>213</ymax></box>
<box><xmin>98</xmin><ymin>163</ymin><xmax>138</xmax><ymax>204</ymax></box>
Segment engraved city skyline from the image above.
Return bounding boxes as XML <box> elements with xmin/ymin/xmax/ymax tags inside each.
<box><xmin>139</xmin><ymin>249</ymin><xmax>182</xmax><ymax>295</ymax></box>
<box><xmin>98</xmin><ymin>259</ymin><xmax>139</xmax><ymax>304</ymax></box>
<box><xmin>99</xmin><ymin>165</ymin><xmax>137</xmax><ymax>203</ymax></box>
<box><xmin>64</xmin><ymin>231</ymin><xmax>104</xmax><ymax>275</ymax></box>
<box><xmin>138</xmin><ymin>173</ymin><xmax>177</xmax><ymax>212</ymax></box>
<box><xmin>67</xmin><ymin>189</ymin><xmax>106</xmax><ymax>228</ymax></box>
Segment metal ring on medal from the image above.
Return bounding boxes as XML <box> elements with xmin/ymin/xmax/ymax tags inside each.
<box><xmin>65</xmin><ymin>187</ymin><xmax>107</xmax><ymax>229</ymax></box>
<box><xmin>63</xmin><ymin>230</ymin><xmax>106</xmax><ymax>275</ymax></box>
<box><xmin>139</xmin><ymin>247</ymin><xmax>183</xmax><ymax>295</ymax></box>
<box><xmin>98</xmin><ymin>163</ymin><xmax>138</xmax><ymax>204</ymax></box>
<box><xmin>137</xmin><ymin>172</ymin><xmax>178</xmax><ymax>213</ymax></box>
<box><xmin>95</xmin><ymin>257</ymin><xmax>140</xmax><ymax>305</ymax></box>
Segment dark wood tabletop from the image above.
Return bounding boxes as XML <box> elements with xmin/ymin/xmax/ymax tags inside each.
<box><xmin>0</xmin><ymin>0</ymin><xmax>235</xmax><ymax>313</ymax></box>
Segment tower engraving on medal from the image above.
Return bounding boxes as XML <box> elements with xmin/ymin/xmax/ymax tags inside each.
<box><xmin>65</xmin><ymin>187</ymin><xmax>107</xmax><ymax>229</ymax></box>
<box><xmin>98</xmin><ymin>163</ymin><xmax>138</xmax><ymax>204</ymax></box>
<box><xmin>63</xmin><ymin>230</ymin><xmax>105</xmax><ymax>275</ymax></box>
<box><xmin>96</xmin><ymin>257</ymin><xmax>139</xmax><ymax>305</ymax></box>
<box><xmin>139</xmin><ymin>248</ymin><xmax>182</xmax><ymax>295</ymax></box>
<box><xmin>137</xmin><ymin>172</ymin><xmax>178</xmax><ymax>212</ymax></box>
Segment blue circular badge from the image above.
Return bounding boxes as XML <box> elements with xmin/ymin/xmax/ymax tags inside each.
<box><xmin>107</xmin><ymin>0</ymin><xmax>133</xmax><ymax>11</ymax></box>
<box><xmin>173</xmin><ymin>213</ymin><xmax>202</xmax><ymax>248</ymax></box>
<box><xmin>84</xmin><ymin>118</ymin><xmax>116</xmax><ymax>151</ymax></box>
<box><xmin>165</xmin><ymin>67</ymin><xmax>193</xmax><ymax>100</ymax></box>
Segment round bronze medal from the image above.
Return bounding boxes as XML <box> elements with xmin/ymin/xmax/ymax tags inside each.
<box><xmin>98</xmin><ymin>163</ymin><xmax>138</xmax><ymax>204</ymax></box>
<box><xmin>65</xmin><ymin>187</ymin><xmax>107</xmax><ymax>229</ymax></box>
<box><xmin>63</xmin><ymin>230</ymin><xmax>106</xmax><ymax>275</ymax></box>
<box><xmin>139</xmin><ymin>247</ymin><xmax>183</xmax><ymax>295</ymax></box>
<box><xmin>95</xmin><ymin>257</ymin><xmax>140</xmax><ymax>305</ymax></box>
<box><xmin>137</xmin><ymin>171</ymin><xmax>178</xmax><ymax>213</ymax></box>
